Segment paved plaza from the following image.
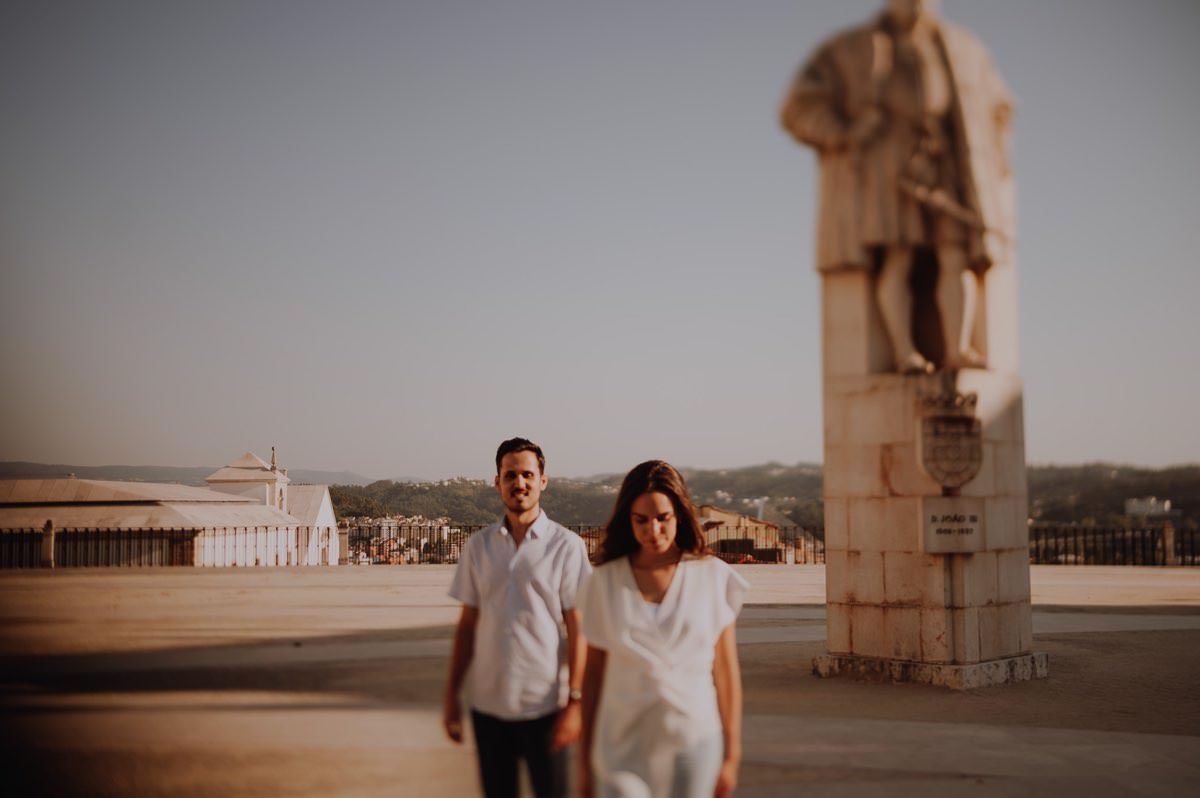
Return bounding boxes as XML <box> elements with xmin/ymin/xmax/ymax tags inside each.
<box><xmin>0</xmin><ymin>565</ymin><xmax>1197</xmax><ymax>797</ymax></box>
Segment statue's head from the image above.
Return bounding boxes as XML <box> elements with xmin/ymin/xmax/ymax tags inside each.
<box><xmin>886</xmin><ymin>0</ymin><xmax>940</xmax><ymax>25</ymax></box>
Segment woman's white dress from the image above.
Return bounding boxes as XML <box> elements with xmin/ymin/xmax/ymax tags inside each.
<box><xmin>579</xmin><ymin>555</ymin><xmax>749</xmax><ymax>797</ymax></box>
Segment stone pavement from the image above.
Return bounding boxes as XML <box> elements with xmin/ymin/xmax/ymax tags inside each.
<box><xmin>0</xmin><ymin>565</ymin><xmax>1197</xmax><ymax>797</ymax></box>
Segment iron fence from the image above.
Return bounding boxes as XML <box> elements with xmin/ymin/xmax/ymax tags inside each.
<box><xmin>705</xmin><ymin>525</ymin><xmax>826</xmax><ymax>564</ymax></box>
<box><xmin>346</xmin><ymin>523</ymin><xmax>484</xmax><ymax>565</ymax></box>
<box><xmin>3</xmin><ymin>521</ymin><xmax>1196</xmax><ymax>569</ymax></box>
<box><xmin>0</xmin><ymin>525</ymin><xmax>340</xmax><ymax>568</ymax></box>
<box><xmin>1028</xmin><ymin>523</ymin><xmax>1197</xmax><ymax>566</ymax></box>
<box><xmin>345</xmin><ymin>523</ymin><xmax>827</xmax><ymax>565</ymax></box>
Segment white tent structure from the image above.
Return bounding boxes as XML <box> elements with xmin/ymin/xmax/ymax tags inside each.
<box><xmin>0</xmin><ymin>478</ymin><xmax>302</xmax><ymax>566</ymax></box>
<box><xmin>0</xmin><ymin>449</ymin><xmax>341</xmax><ymax>568</ymax></box>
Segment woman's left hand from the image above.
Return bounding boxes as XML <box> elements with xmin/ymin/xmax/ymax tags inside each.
<box><xmin>714</xmin><ymin>759</ymin><xmax>738</xmax><ymax>797</ymax></box>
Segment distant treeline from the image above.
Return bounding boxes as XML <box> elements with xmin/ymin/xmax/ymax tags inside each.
<box><xmin>328</xmin><ymin>463</ymin><xmax>826</xmax><ymax>527</ymax></box>
<box><xmin>7</xmin><ymin>458</ymin><xmax>1187</xmax><ymax>528</ymax></box>
<box><xmin>329</xmin><ymin>463</ymin><xmax>1200</xmax><ymax>528</ymax></box>
<box><xmin>1027</xmin><ymin>464</ymin><xmax>1199</xmax><ymax>525</ymax></box>
<box><xmin>329</xmin><ymin>478</ymin><xmax>619</xmax><ymax>526</ymax></box>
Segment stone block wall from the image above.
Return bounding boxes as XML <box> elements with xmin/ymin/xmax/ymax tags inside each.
<box><xmin>820</xmin><ymin>272</ymin><xmax>1032</xmax><ymax>667</ymax></box>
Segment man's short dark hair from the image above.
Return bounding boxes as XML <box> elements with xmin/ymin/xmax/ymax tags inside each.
<box><xmin>495</xmin><ymin>438</ymin><xmax>546</xmax><ymax>475</ymax></box>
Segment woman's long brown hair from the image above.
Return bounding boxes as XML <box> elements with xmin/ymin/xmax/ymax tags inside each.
<box><xmin>598</xmin><ymin>460</ymin><xmax>706</xmax><ymax>564</ymax></box>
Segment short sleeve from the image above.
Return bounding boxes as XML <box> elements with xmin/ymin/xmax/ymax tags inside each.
<box><xmin>714</xmin><ymin>559</ymin><xmax>750</xmax><ymax>630</ymax></box>
<box><xmin>448</xmin><ymin>536</ymin><xmax>478</xmax><ymax>606</ymax></box>
<box><xmin>559</xmin><ymin>535</ymin><xmax>593</xmax><ymax>611</ymax></box>
<box><xmin>577</xmin><ymin>566</ymin><xmax>612</xmax><ymax>651</ymax></box>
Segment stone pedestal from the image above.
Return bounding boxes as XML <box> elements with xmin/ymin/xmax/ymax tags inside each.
<box><xmin>813</xmin><ymin>651</ymin><xmax>1048</xmax><ymax>689</ymax></box>
<box><xmin>815</xmin><ymin>269</ymin><xmax>1046</xmax><ymax>688</ymax></box>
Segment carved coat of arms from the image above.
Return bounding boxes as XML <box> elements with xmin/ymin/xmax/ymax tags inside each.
<box><xmin>918</xmin><ymin>392</ymin><xmax>983</xmax><ymax>491</ymax></box>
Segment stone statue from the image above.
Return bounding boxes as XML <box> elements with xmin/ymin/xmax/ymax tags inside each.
<box><xmin>781</xmin><ymin>0</ymin><xmax>1014</xmax><ymax>373</ymax></box>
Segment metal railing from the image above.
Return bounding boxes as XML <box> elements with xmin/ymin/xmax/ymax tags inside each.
<box><xmin>705</xmin><ymin>525</ymin><xmax>826</xmax><ymax>564</ymax></box>
<box><xmin>0</xmin><ymin>525</ymin><xmax>340</xmax><ymax>569</ymax></box>
<box><xmin>4</xmin><ymin>521</ymin><xmax>1196</xmax><ymax>569</ymax></box>
<box><xmin>346</xmin><ymin>523</ymin><xmax>483</xmax><ymax>565</ymax></box>
<box><xmin>345</xmin><ymin>523</ymin><xmax>827</xmax><ymax>565</ymax></box>
<box><xmin>1028</xmin><ymin>523</ymin><xmax>1197</xmax><ymax>566</ymax></box>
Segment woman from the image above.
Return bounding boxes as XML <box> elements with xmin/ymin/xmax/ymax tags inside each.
<box><xmin>578</xmin><ymin>460</ymin><xmax>748</xmax><ymax>798</ymax></box>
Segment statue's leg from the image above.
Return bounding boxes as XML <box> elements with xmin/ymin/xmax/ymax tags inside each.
<box><xmin>876</xmin><ymin>246</ymin><xmax>931</xmax><ymax>374</ymax></box>
<box><xmin>936</xmin><ymin>245</ymin><xmax>985</xmax><ymax>368</ymax></box>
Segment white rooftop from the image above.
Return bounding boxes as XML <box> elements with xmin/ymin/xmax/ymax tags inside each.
<box><xmin>0</xmin><ymin>478</ymin><xmax>298</xmax><ymax>530</ymax></box>
<box><xmin>0</xmin><ymin>479</ymin><xmax>257</xmax><ymax>505</ymax></box>
<box><xmin>206</xmin><ymin>451</ymin><xmax>290</xmax><ymax>484</ymax></box>
<box><xmin>287</xmin><ymin>485</ymin><xmax>330</xmax><ymax>527</ymax></box>
<box><xmin>227</xmin><ymin>451</ymin><xmax>271</xmax><ymax>469</ymax></box>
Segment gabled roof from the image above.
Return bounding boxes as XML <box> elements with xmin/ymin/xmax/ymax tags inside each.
<box><xmin>227</xmin><ymin>451</ymin><xmax>271</xmax><ymax>469</ymax></box>
<box><xmin>696</xmin><ymin>504</ymin><xmax>780</xmax><ymax>529</ymax></box>
<box><xmin>205</xmin><ymin>451</ymin><xmax>289</xmax><ymax>484</ymax></box>
<box><xmin>287</xmin><ymin>485</ymin><xmax>331</xmax><ymax>526</ymax></box>
<box><xmin>205</xmin><ymin>467</ymin><xmax>289</xmax><ymax>484</ymax></box>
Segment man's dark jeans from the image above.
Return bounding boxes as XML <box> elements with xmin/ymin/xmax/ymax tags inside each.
<box><xmin>470</xmin><ymin>709</ymin><xmax>568</xmax><ymax>798</ymax></box>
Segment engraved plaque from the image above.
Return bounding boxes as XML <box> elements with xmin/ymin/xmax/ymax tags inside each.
<box><xmin>920</xmin><ymin>495</ymin><xmax>986</xmax><ymax>553</ymax></box>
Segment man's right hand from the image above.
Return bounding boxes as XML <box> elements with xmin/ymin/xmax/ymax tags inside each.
<box><xmin>443</xmin><ymin>695</ymin><xmax>464</xmax><ymax>743</ymax></box>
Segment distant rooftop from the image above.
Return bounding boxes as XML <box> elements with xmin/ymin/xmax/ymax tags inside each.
<box><xmin>206</xmin><ymin>451</ymin><xmax>290</xmax><ymax>484</ymax></box>
<box><xmin>227</xmin><ymin>451</ymin><xmax>271</xmax><ymax>470</ymax></box>
<box><xmin>0</xmin><ymin>478</ymin><xmax>257</xmax><ymax>505</ymax></box>
<box><xmin>0</xmin><ymin>478</ymin><xmax>297</xmax><ymax>530</ymax></box>
<box><xmin>287</xmin><ymin>485</ymin><xmax>329</xmax><ymax>527</ymax></box>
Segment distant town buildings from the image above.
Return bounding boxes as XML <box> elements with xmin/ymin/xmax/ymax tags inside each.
<box><xmin>697</xmin><ymin>505</ymin><xmax>781</xmax><ymax>536</ymax></box>
<box><xmin>697</xmin><ymin>505</ymin><xmax>786</xmax><ymax>563</ymax></box>
<box><xmin>346</xmin><ymin>515</ymin><xmax>463</xmax><ymax>565</ymax></box>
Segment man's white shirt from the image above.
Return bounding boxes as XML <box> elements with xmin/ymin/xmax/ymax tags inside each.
<box><xmin>448</xmin><ymin>511</ymin><xmax>592</xmax><ymax>720</ymax></box>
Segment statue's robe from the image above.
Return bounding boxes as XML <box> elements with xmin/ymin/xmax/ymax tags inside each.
<box><xmin>781</xmin><ymin>14</ymin><xmax>1014</xmax><ymax>273</ymax></box>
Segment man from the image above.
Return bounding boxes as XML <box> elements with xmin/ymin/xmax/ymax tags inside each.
<box><xmin>443</xmin><ymin>438</ymin><xmax>591</xmax><ymax>798</ymax></box>
<box><xmin>781</xmin><ymin>0</ymin><xmax>1014</xmax><ymax>373</ymax></box>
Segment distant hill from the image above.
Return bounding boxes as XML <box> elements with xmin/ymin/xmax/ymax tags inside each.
<box><xmin>331</xmin><ymin>462</ymin><xmax>829</xmax><ymax>527</ymax></box>
<box><xmin>0</xmin><ymin>461</ymin><xmax>373</xmax><ymax>487</ymax></box>
<box><xmin>5</xmin><ymin>460</ymin><xmax>1196</xmax><ymax>527</ymax></box>
<box><xmin>1027</xmin><ymin>463</ymin><xmax>1200</xmax><ymax>525</ymax></box>
<box><xmin>329</xmin><ymin>477</ymin><xmax>616</xmax><ymax>525</ymax></box>
<box><xmin>329</xmin><ymin>462</ymin><xmax>1198</xmax><ymax>527</ymax></box>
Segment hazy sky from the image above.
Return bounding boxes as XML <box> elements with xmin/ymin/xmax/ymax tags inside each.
<box><xmin>2</xmin><ymin>0</ymin><xmax>1198</xmax><ymax>480</ymax></box>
